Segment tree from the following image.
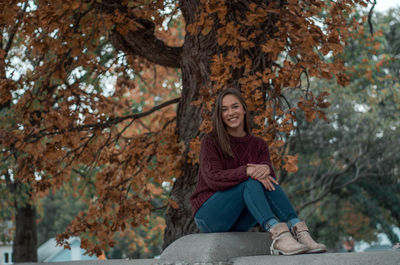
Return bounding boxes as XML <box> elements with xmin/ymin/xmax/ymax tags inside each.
<box><xmin>280</xmin><ymin>6</ymin><xmax>400</xmax><ymax>250</ymax></box>
<box><xmin>0</xmin><ymin>0</ymin><xmax>369</xmax><ymax>259</ymax></box>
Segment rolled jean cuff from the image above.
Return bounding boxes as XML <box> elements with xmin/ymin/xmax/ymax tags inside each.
<box><xmin>287</xmin><ymin>218</ymin><xmax>301</xmax><ymax>229</ymax></box>
<box><xmin>264</xmin><ymin>218</ymin><xmax>279</xmax><ymax>231</ymax></box>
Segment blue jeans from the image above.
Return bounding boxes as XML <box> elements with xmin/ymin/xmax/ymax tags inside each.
<box><xmin>194</xmin><ymin>178</ymin><xmax>299</xmax><ymax>232</ymax></box>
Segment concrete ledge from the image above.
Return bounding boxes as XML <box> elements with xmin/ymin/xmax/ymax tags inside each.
<box><xmin>231</xmin><ymin>250</ymin><xmax>400</xmax><ymax>265</ymax></box>
<box><xmin>19</xmin><ymin>250</ymin><xmax>400</xmax><ymax>265</ymax></box>
<box><xmin>21</xmin><ymin>260</ymin><xmax>155</xmax><ymax>265</ymax></box>
<box><xmin>158</xmin><ymin>232</ymin><xmax>271</xmax><ymax>264</ymax></box>
<box><xmin>19</xmin><ymin>232</ymin><xmax>400</xmax><ymax>265</ymax></box>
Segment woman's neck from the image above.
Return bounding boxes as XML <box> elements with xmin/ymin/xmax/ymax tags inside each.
<box><xmin>227</xmin><ymin>128</ymin><xmax>246</xmax><ymax>137</ymax></box>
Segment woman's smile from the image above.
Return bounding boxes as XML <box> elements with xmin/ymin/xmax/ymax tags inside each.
<box><xmin>221</xmin><ymin>94</ymin><xmax>245</xmax><ymax>134</ymax></box>
<box><xmin>226</xmin><ymin>116</ymin><xmax>240</xmax><ymax>126</ymax></box>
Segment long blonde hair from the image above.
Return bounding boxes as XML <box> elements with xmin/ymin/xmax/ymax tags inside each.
<box><xmin>212</xmin><ymin>88</ymin><xmax>251</xmax><ymax>158</ymax></box>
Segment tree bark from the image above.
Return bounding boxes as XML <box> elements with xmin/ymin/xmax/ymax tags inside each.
<box><xmin>162</xmin><ymin>0</ymin><xmax>219</xmax><ymax>249</ymax></box>
<box><xmin>111</xmin><ymin>29</ymin><xmax>182</xmax><ymax>68</ymax></box>
<box><xmin>12</xmin><ymin>199</ymin><xmax>38</xmax><ymax>262</ymax></box>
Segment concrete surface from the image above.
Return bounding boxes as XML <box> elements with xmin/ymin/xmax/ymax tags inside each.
<box><xmin>19</xmin><ymin>250</ymin><xmax>400</xmax><ymax>265</ymax></box>
<box><xmin>232</xmin><ymin>250</ymin><xmax>400</xmax><ymax>265</ymax></box>
<box><xmin>158</xmin><ymin>232</ymin><xmax>271</xmax><ymax>264</ymax></box>
<box><xmin>19</xmin><ymin>232</ymin><xmax>400</xmax><ymax>265</ymax></box>
<box><xmin>20</xmin><ymin>250</ymin><xmax>400</xmax><ymax>265</ymax></box>
<box><xmin>20</xmin><ymin>260</ymin><xmax>155</xmax><ymax>265</ymax></box>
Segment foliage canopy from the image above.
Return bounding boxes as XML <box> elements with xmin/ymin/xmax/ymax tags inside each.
<box><xmin>0</xmin><ymin>0</ymin><xmax>378</xmax><ymax>255</ymax></box>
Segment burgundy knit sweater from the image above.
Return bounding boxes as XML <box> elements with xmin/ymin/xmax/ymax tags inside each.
<box><xmin>190</xmin><ymin>133</ymin><xmax>276</xmax><ymax>216</ymax></box>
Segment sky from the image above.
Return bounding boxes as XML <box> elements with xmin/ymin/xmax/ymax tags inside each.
<box><xmin>375</xmin><ymin>0</ymin><xmax>399</xmax><ymax>12</ymax></box>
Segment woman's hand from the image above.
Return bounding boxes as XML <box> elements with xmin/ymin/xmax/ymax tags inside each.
<box><xmin>247</xmin><ymin>163</ymin><xmax>270</xmax><ymax>178</ymax></box>
<box><xmin>246</xmin><ymin>164</ymin><xmax>278</xmax><ymax>191</ymax></box>
<box><xmin>256</xmin><ymin>175</ymin><xmax>278</xmax><ymax>191</ymax></box>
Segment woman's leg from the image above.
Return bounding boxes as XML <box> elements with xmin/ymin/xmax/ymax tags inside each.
<box><xmin>194</xmin><ymin>179</ymin><xmax>278</xmax><ymax>232</ymax></box>
<box><xmin>260</xmin><ymin>184</ymin><xmax>327</xmax><ymax>253</ymax></box>
<box><xmin>229</xmin><ymin>208</ymin><xmax>257</xmax><ymax>231</ymax></box>
<box><xmin>231</xmin><ymin>181</ymin><xmax>301</xmax><ymax>231</ymax></box>
<box><xmin>241</xmin><ymin>178</ymin><xmax>282</xmax><ymax>230</ymax></box>
<box><xmin>262</xmin><ymin>184</ymin><xmax>300</xmax><ymax>229</ymax></box>
<box><xmin>195</xmin><ymin>179</ymin><xmax>309</xmax><ymax>255</ymax></box>
<box><xmin>195</xmin><ymin>178</ymin><xmax>301</xmax><ymax>232</ymax></box>
<box><xmin>195</xmin><ymin>183</ymin><xmax>247</xmax><ymax>232</ymax></box>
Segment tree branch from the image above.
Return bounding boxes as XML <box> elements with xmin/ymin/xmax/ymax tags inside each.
<box><xmin>25</xmin><ymin>97</ymin><xmax>180</xmax><ymax>143</ymax></box>
<box><xmin>3</xmin><ymin>1</ymin><xmax>28</xmax><ymax>62</ymax></box>
<box><xmin>111</xmin><ymin>27</ymin><xmax>182</xmax><ymax>68</ymax></box>
<box><xmin>93</xmin><ymin>0</ymin><xmax>182</xmax><ymax>67</ymax></box>
<box><xmin>368</xmin><ymin>0</ymin><xmax>376</xmax><ymax>36</ymax></box>
<box><xmin>0</xmin><ymin>2</ymin><xmax>28</xmax><ymax>110</ymax></box>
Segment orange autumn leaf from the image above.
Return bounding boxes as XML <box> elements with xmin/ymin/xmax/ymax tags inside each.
<box><xmin>283</xmin><ymin>154</ymin><xmax>299</xmax><ymax>173</ymax></box>
<box><xmin>146</xmin><ymin>183</ymin><xmax>163</xmax><ymax>197</ymax></box>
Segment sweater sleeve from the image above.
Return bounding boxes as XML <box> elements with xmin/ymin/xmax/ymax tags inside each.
<box><xmin>199</xmin><ymin>136</ymin><xmax>248</xmax><ymax>191</ymax></box>
<box><xmin>257</xmin><ymin>139</ymin><xmax>277</xmax><ymax>179</ymax></box>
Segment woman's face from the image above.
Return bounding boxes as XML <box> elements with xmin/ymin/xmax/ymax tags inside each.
<box><xmin>221</xmin><ymin>94</ymin><xmax>245</xmax><ymax>132</ymax></box>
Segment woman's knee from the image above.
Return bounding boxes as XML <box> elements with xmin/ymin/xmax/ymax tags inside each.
<box><xmin>244</xmin><ymin>178</ymin><xmax>265</xmax><ymax>190</ymax></box>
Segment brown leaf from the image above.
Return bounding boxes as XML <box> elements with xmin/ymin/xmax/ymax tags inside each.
<box><xmin>283</xmin><ymin>154</ymin><xmax>299</xmax><ymax>173</ymax></box>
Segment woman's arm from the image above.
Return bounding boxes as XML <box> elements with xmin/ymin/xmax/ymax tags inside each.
<box><xmin>200</xmin><ymin>136</ymin><xmax>248</xmax><ymax>191</ymax></box>
<box><xmin>256</xmin><ymin>139</ymin><xmax>277</xmax><ymax>179</ymax></box>
<box><xmin>245</xmin><ymin>138</ymin><xmax>279</xmax><ymax>191</ymax></box>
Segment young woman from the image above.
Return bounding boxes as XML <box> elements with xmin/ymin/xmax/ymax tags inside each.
<box><xmin>190</xmin><ymin>88</ymin><xmax>327</xmax><ymax>255</ymax></box>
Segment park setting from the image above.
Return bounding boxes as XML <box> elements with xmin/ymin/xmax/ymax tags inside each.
<box><xmin>0</xmin><ymin>0</ymin><xmax>400</xmax><ymax>264</ymax></box>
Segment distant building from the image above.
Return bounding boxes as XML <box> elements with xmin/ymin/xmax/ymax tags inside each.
<box><xmin>38</xmin><ymin>237</ymin><xmax>98</xmax><ymax>262</ymax></box>
<box><xmin>0</xmin><ymin>244</ymin><xmax>12</xmax><ymax>265</ymax></box>
<box><xmin>0</xmin><ymin>221</ymin><xmax>13</xmax><ymax>265</ymax></box>
<box><xmin>363</xmin><ymin>244</ymin><xmax>392</xmax><ymax>252</ymax></box>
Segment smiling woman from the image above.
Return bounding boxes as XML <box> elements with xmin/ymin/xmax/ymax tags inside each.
<box><xmin>190</xmin><ymin>88</ymin><xmax>328</xmax><ymax>256</ymax></box>
<box><xmin>221</xmin><ymin>94</ymin><xmax>246</xmax><ymax>137</ymax></box>
<box><xmin>212</xmin><ymin>89</ymin><xmax>251</xmax><ymax>158</ymax></box>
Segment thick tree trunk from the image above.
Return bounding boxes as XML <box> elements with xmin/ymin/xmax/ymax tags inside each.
<box><xmin>162</xmin><ymin>0</ymin><xmax>218</xmax><ymax>249</ymax></box>
<box><xmin>12</xmin><ymin>200</ymin><xmax>38</xmax><ymax>262</ymax></box>
<box><xmin>163</xmin><ymin>0</ymin><xmax>278</xmax><ymax>248</ymax></box>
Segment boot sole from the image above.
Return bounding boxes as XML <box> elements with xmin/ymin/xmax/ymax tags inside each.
<box><xmin>270</xmin><ymin>247</ymin><xmax>309</xmax><ymax>255</ymax></box>
<box><xmin>306</xmin><ymin>248</ymin><xmax>327</xmax><ymax>254</ymax></box>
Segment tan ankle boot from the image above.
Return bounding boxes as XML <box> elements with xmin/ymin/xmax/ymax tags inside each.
<box><xmin>291</xmin><ymin>221</ymin><xmax>327</xmax><ymax>253</ymax></box>
<box><xmin>269</xmin><ymin>223</ymin><xmax>309</xmax><ymax>255</ymax></box>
